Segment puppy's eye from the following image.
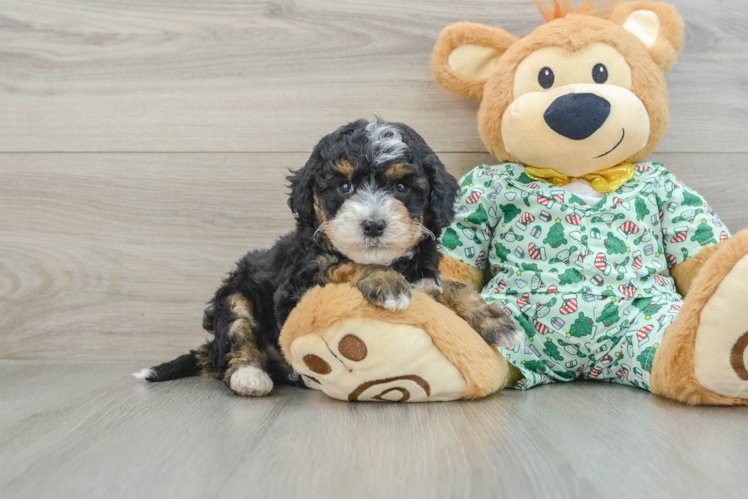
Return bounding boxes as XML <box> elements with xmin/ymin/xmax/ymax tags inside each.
<box><xmin>538</xmin><ymin>67</ymin><xmax>554</xmax><ymax>89</ymax></box>
<box><xmin>394</xmin><ymin>183</ymin><xmax>408</xmax><ymax>194</ymax></box>
<box><xmin>338</xmin><ymin>181</ymin><xmax>354</xmax><ymax>195</ymax></box>
<box><xmin>593</xmin><ymin>63</ymin><xmax>608</xmax><ymax>84</ymax></box>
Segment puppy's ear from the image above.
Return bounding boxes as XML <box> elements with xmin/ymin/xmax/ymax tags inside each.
<box><xmin>287</xmin><ymin>153</ymin><xmax>319</xmax><ymax>228</ymax></box>
<box><xmin>425</xmin><ymin>153</ymin><xmax>460</xmax><ymax>230</ymax></box>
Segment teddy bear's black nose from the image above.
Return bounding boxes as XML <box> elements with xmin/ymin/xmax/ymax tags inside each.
<box><xmin>544</xmin><ymin>93</ymin><xmax>611</xmax><ymax>140</ymax></box>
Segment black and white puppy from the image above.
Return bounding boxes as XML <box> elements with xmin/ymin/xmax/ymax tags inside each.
<box><xmin>133</xmin><ymin>119</ymin><xmax>523</xmax><ymax>396</ymax></box>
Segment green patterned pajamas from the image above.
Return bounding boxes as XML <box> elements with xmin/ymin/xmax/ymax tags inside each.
<box><xmin>438</xmin><ymin>163</ymin><xmax>729</xmax><ymax>391</ymax></box>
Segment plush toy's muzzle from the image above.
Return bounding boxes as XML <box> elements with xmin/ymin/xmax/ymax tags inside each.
<box><xmin>502</xmin><ymin>82</ymin><xmax>650</xmax><ymax>175</ymax></box>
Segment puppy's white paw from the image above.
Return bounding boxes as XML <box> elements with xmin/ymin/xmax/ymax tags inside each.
<box><xmin>493</xmin><ymin>326</ymin><xmax>528</xmax><ymax>348</ymax></box>
<box><xmin>230</xmin><ymin>366</ymin><xmax>273</xmax><ymax>397</ymax></box>
<box><xmin>382</xmin><ymin>292</ymin><xmax>412</xmax><ymax>311</ymax></box>
<box><xmin>357</xmin><ymin>268</ymin><xmax>412</xmax><ymax>311</ymax></box>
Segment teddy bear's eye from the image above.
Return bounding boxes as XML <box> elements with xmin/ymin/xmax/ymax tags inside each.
<box><xmin>593</xmin><ymin>63</ymin><xmax>609</xmax><ymax>84</ymax></box>
<box><xmin>538</xmin><ymin>67</ymin><xmax>555</xmax><ymax>89</ymax></box>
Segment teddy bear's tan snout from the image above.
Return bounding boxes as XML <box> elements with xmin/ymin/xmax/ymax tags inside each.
<box><xmin>501</xmin><ymin>83</ymin><xmax>650</xmax><ymax>176</ymax></box>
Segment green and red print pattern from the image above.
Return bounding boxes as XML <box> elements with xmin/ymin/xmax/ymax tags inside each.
<box><xmin>439</xmin><ymin>163</ymin><xmax>730</xmax><ymax>391</ymax></box>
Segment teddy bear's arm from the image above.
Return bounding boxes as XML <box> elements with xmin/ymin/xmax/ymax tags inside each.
<box><xmin>670</xmin><ymin>243</ymin><xmax>726</xmax><ymax>297</ymax></box>
<box><xmin>655</xmin><ymin>172</ymin><xmax>731</xmax><ymax>298</ymax></box>
<box><xmin>435</xmin><ymin>165</ymin><xmax>500</xmax><ymax>292</ymax></box>
<box><xmin>439</xmin><ymin>254</ymin><xmax>486</xmax><ymax>292</ymax></box>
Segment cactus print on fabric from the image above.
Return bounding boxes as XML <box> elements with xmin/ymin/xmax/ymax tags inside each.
<box><xmin>439</xmin><ymin>163</ymin><xmax>730</xmax><ymax>391</ymax></box>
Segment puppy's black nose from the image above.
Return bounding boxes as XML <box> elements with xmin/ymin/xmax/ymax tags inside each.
<box><xmin>362</xmin><ymin>219</ymin><xmax>386</xmax><ymax>237</ymax></box>
<box><xmin>544</xmin><ymin>93</ymin><xmax>611</xmax><ymax>140</ymax></box>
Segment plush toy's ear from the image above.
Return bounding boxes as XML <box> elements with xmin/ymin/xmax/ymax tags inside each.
<box><xmin>609</xmin><ymin>1</ymin><xmax>685</xmax><ymax>72</ymax></box>
<box><xmin>432</xmin><ymin>22</ymin><xmax>518</xmax><ymax>101</ymax></box>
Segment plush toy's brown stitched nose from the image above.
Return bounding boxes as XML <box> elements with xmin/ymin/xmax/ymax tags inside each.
<box><xmin>362</xmin><ymin>219</ymin><xmax>386</xmax><ymax>237</ymax></box>
<box><xmin>544</xmin><ymin>93</ymin><xmax>611</xmax><ymax>141</ymax></box>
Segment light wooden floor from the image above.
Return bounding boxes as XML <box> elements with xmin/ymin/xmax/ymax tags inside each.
<box><xmin>2</xmin><ymin>0</ymin><xmax>748</xmax><ymax>497</ymax></box>
<box><xmin>1</xmin><ymin>360</ymin><xmax>747</xmax><ymax>498</ymax></box>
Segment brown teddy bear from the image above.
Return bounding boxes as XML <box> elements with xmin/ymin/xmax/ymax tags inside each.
<box><xmin>280</xmin><ymin>0</ymin><xmax>748</xmax><ymax>405</ymax></box>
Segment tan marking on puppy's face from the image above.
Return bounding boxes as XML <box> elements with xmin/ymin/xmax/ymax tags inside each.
<box><xmin>326</xmin><ymin>185</ymin><xmax>429</xmax><ymax>266</ymax></box>
<box><xmin>336</xmin><ymin>159</ymin><xmax>355</xmax><ymax>179</ymax></box>
<box><xmin>385</xmin><ymin>201</ymin><xmax>427</xmax><ymax>249</ymax></box>
<box><xmin>385</xmin><ymin>163</ymin><xmax>413</xmax><ymax>180</ymax></box>
<box><xmin>406</xmin><ymin>214</ymin><xmax>427</xmax><ymax>249</ymax></box>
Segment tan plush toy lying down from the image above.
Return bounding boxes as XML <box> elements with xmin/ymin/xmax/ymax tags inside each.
<box><xmin>279</xmin><ymin>0</ymin><xmax>748</xmax><ymax>405</ymax></box>
<box><xmin>280</xmin><ymin>283</ymin><xmax>510</xmax><ymax>402</ymax></box>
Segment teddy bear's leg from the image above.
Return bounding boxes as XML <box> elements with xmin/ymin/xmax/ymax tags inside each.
<box><xmin>650</xmin><ymin>230</ymin><xmax>748</xmax><ymax>405</ymax></box>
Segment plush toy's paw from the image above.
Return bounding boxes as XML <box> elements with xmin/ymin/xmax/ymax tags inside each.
<box><xmin>356</xmin><ymin>266</ymin><xmax>412</xmax><ymax>311</ymax></box>
<box><xmin>229</xmin><ymin>366</ymin><xmax>273</xmax><ymax>397</ymax></box>
<box><xmin>653</xmin><ymin>230</ymin><xmax>748</xmax><ymax>405</ymax></box>
<box><xmin>692</xmin><ymin>253</ymin><xmax>748</xmax><ymax>399</ymax></box>
<box><xmin>476</xmin><ymin>301</ymin><xmax>527</xmax><ymax>348</ymax></box>
<box><xmin>280</xmin><ymin>284</ymin><xmax>510</xmax><ymax>402</ymax></box>
<box><xmin>292</xmin><ymin>318</ymin><xmax>466</xmax><ymax>402</ymax></box>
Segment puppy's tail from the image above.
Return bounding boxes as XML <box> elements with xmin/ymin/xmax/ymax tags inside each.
<box><xmin>132</xmin><ymin>350</ymin><xmax>202</xmax><ymax>382</ymax></box>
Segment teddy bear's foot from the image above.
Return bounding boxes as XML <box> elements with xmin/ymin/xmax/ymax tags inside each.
<box><xmin>291</xmin><ymin>318</ymin><xmax>510</xmax><ymax>402</ymax></box>
<box><xmin>651</xmin><ymin>230</ymin><xmax>748</xmax><ymax>405</ymax></box>
<box><xmin>279</xmin><ymin>284</ymin><xmax>510</xmax><ymax>402</ymax></box>
<box><xmin>289</xmin><ymin>318</ymin><xmax>468</xmax><ymax>401</ymax></box>
<box><xmin>692</xmin><ymin>253</ymin><xmax>748</xmax><ymax>399</ymax></box>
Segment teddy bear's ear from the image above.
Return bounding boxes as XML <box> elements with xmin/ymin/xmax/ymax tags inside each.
<box><xmin>432</xmin><ymin>22</ymin><xmax>518</xmax><ymax>101</ymax></box>
<box><xmin>608</xmin><ymin>1</ymin><xmax>685</xmax><ymax>72</ymax></box>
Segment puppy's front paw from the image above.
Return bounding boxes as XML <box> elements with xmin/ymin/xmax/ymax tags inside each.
<box><xmin>381</xmin><ymin>292</ymin><xmax>413</xmax><ymax>311</ymax></box>
<box><xmin>435</xmin><ymin>281</ymin><xmax>525</xmax><ymax>347</ymax></box>
<box><xmin>475</xmin><ymin>302</ymin><xmax>527</xmax><ymax>347</ymax></box>
<box><xmin>356</xmin><ymin>267</ymin><xmax>412</xmax><ymax>311</ymax></box>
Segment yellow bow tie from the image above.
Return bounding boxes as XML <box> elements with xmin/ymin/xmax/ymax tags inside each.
<box><xmin>523</xmin><ymin>164</ymin><xmax>636</xmax><ymax>194</ymax></box>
